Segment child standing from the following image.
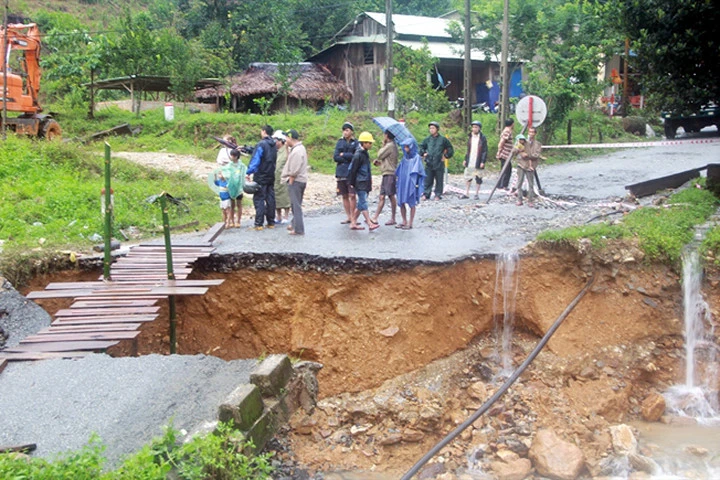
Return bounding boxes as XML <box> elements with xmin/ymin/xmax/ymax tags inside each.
<box><xmin>214</xmin><ymin>170</ymin><xmax>232</xmax><ymax>227</ymax></box>
<box><xmin>226</xmin><ymin>149</ymin><xmax>247</xmax><ymax>227</ymax></box>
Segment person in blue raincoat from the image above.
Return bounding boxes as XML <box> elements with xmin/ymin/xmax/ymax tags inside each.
<box><xmin>395</xmin><ymin>137</ymin><xmax>426</xmax><ymax>230</ymax></box>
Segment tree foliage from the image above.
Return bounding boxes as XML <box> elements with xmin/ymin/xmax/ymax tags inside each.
<box><xmin>611</xmin><ymin>0</ymin><xmax>720</xmax><ymax>114</ymax></box>
<box><xmin>393</xmin><ymin>41</ymin><xmax>450</xmax><ymax>115</ymax></box>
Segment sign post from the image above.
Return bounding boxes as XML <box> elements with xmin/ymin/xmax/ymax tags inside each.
<box><xmin>515</xmin><ymin>95</ymin><xmax>547</xmax><ymax>129</ymax></box>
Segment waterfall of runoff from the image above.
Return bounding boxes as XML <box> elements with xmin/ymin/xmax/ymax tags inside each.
<box><xmin>492</xmin><ymin>252</ymin><xmax>520</xmax><ymax>376</ymax></box>
<box><xmin>664</xmin><ymin>248</ymin><xmax>719</xmax><ymax>422</ymax></box>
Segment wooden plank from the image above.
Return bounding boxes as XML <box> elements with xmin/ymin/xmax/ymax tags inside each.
<box><xmin>27</xmin><ymin>289</ymin><xmax>94</xmax><ymax>299</ymax></box>
<box><xmin>40</xmin><ymin>324</ymin><xmax>142</xmax><ymax>333</ymax></box>
<box><xmin>22</xmin><ymin>331</ymin><xmax>140</xmax><ymax>343</ymax></box>
<box><xmin>625</xmin><ymin>167</ymin><xmax>705</xmax><ymax>197</ymax></box>
<box><xmin>101</xmin><ymin>275</ymin><xmax>189</xmax><ymax>281</ymax></box>
<box><xmin>52</xmin><ymin>315</ymin><xmax>158</xmax><ymax>325</ymax></box>
<box><xmin>0</xmin><ymin>443</ymin><xmax>37</xmax><ymax>454</ymax></box>
<box><xmin>201</xmin><ymin>222</ymin><xmax>226</xmax><ymax>244</ymax></box>
<box><xmin>129</xmin><ymin>247</ymin><xmax>215</xmax><ymax>254</ymax></box>
<box><xmin>56</xmin><ymin>306</ymin><xmax>160</xmax><ymax>317</ymax></box>
<box><xmin>110</xmin><ymin>265</ymin><xmax>192</xmax><ymax>270</ymax></box>
<box><xmin>4</xmin><ymin>340</ymin><xmax>119</xmax><ymax>352</ymax></box>
<box><xmin>73</xmin><ymin>296</ymin><xmax>164</xmax><ymax>302</ymax></box>
<box><xmin>0</xmin><ymin>351</ymin><xmax>89</xmax><ymax>361</ymax></box>
<box><xmin>48</xmin><ymin>279</ymin><xmax>223</xmax><ymax>290</ymax></box>
<box><xmin>0</xmin><ymin>358</ymin><xmax>7</xmax><ymax>374</ymax></box>
<box><xmin>71</xmin><ymin>300</ymin><xmax>159</xmax><ymax>308</ymax></box>
<box><xmin>139</xmin><ymin>242</ymin><xmax>212</xmax><ymax>248</ymax></box>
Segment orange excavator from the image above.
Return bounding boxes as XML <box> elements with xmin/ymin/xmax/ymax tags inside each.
<box><xmin>1</xmin><ymin>22</ymin><xmax>61</xmax><ymax>139</ymax></box>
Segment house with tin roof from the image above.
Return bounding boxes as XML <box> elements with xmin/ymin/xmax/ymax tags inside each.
<box><xmin>308</xmin><ymin>11</ymin><xmax>524</xmax><ymax>111</ymax></box>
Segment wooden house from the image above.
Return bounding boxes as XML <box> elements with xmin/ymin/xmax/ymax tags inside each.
<box><xmin>307</xmin><ymin>11</ymin><xmax>524</xmax><ymax>112</ymax></box>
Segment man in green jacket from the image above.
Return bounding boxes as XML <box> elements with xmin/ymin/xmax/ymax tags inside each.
<box><xmin>419</xmin><ymin>121</ymin><xmax>454</xmax><ymax>200</ymax></box>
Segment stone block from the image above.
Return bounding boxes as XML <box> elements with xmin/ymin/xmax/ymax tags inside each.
<box><xmin>250</xmin><ymin>354</ymin><xmax>293</xmax><ymax>397</ymax></box>
<box><xmin>246</xmin><ymin>409</ymin><xmax>275</xmax><ymax>452</ymax></box>
<box><xmin>218</xmin><ymin>384</ymin><xmax>264</xmax><ymax>431</ymax></box>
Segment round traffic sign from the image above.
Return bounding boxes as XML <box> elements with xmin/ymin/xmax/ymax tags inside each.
<box><xmin>515</xmin><ymin>95</ymin><xmax>547</xmax><ymax>128</ymax></box>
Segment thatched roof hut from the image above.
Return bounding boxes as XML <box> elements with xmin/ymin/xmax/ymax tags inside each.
<box><xmin>195</xmin><ymin>62</ymin><xmax>352</xmax><ymax>112</ymax></box>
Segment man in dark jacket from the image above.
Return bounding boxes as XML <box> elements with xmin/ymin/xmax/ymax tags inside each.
<box><xmin>333</xmin><ymin>122</ymin><xmax>359</xmax><ymax>224</ymax></box>
<box><xmin>463</xmin><ymin>120</ymin><xmax>488</xmax><ymax>199</ymax></box>
<box><xmin>347</xmin><ymin>131</ymin><xmax>379</xmax><ymax>231</ymax></box>
<box><xmin>419</xmin><ymin>121</ymin><xmax>454</xmax><ymax>200</ymax></box>
<box><xmin>246</xmin><ymin>125</ymin><xmax>277</xmax><ymax>230</ymax></box>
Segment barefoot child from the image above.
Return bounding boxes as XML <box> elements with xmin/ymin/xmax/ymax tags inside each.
<box><xmin>214</xmin><ymin>170</ymin><xmax>232</xmax><ymax>227</ymax></box>
<box><xmin>395</xmin><ymin>137</ymin><xmax>426</xmax><ymax>230</ymax></box>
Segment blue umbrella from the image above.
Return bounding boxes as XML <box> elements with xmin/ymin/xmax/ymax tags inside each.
<box><xmin>372</xmin><ymin>116</ymin><xmax>415</xmax><ymax>145</ymax></box>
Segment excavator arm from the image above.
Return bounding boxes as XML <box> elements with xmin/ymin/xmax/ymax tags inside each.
<box><xmin>1</xmin><ymin>22</ymin><xmax>42</xmax><ymax>114</ymax></box>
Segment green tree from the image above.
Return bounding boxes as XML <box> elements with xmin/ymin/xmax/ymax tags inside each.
<box><xmin>393</xmin><ymin>41</ymin><xmax>449</xmax><ymax>115</ymax></box>
<box><xmin>611</xmin><ymin>0</ymin><xmax>720</xmax><ymax>114</ymax></box>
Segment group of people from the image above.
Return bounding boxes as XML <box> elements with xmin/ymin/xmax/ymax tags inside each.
<box><xmin>211</xmin><ymin>116</ymin><xmax>544</xmax><ymax>236</ymax></box>
<box><xmin>211</xmin><ymin>125</ymin><xmax>308</xmax><ymax>235</ymax></box>
<box><xmin>334</xmin><ymin>122</ymin><xmax>425</xmax><ymax>231</ymax></box>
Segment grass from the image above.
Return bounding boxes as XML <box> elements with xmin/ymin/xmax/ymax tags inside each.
<box><xmin>0</xmin><ymin>422</ymin><xmax>273</xmax><ymax>479</ymax></box>
<box><xmin>0</xmin><ymin>135</ymin><xmax>218</xmax><ymax>257</ymax></box>
<box><xmin>537</xmin><ymin>181</ymin><xmax>720</xmax><ymax>264</ymax></box>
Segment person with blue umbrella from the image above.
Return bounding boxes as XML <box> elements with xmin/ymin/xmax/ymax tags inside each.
<box><xmin>395</xmin><ymin>137</ymin><xmax>426</xmax><ymax>230</ymax></box>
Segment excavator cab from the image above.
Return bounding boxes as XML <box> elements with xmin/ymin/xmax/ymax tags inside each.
<box><xmin>1</xmin><ymin>22</ymin><xmax>61</xmax><ymax>139</ymax></box>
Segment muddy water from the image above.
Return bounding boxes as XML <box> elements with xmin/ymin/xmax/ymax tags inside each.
<box><xmin>633</xmin><ymin>421</ymin><xmax>720</xmax><ymax>478</ymax></box>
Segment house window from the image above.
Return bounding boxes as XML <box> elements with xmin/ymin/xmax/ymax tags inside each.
<box><xmin>363</xmin><ymin>44</ymin><xmax>374</xmax><ymax>65</ymax></box>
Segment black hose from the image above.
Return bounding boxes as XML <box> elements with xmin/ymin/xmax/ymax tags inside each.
<box><xmin>401</xmin><ymin>275</ymin><xmax>595</xmax><ymax>480</ymax></box>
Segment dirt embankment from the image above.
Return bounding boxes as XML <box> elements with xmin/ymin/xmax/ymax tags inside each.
<box><xmin>26</xmin><ymin>241</ymin><xmax>718</xmax><ymax>477</ymax></box>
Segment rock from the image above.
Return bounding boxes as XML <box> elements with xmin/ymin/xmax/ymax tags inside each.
<box><xmin>640</xmin><ymin>393</ymin><xmax>666</xmax><ymax>421</ymax></box>
<box><xmin>468</xmin><ymin>381</ymin><xmax>488</xmax><ymax>401</ymax></box>
<box><xmin>529</xmin><ymin>429</ymin><xmax>585</xmax><ymax>480</ymax></box>
<box><xmin>609</xmin><ymin>424</ymin><xmax>637</xmax><ymax>456</ymax></box>
<box><xmin>378</xmin><ymin>433</ymin><xmax>402</xmax><ymax>446</ymax></box>
<box><xmin>490</xmin><ymin>458</ymin><xmax>532</xmax><ymax>480</ymax></box>
<box><xmin>496</xmin><ymin>449</ymin><xmax>519</xmax><ymax>463</ymax></box>
<box><xmin>378</xmin><ymin>325</ymin><xmax>399</xmax><ymax>337</ymax></box>
<box><xmin>402</xmin><ymin>429</ymin><xmax>425</xmax><ymax>443</ymax></box>
<box><xmin>629</xmin><ymin>453</ymin><xmax>661</xmax><ymax>474</ymax></box>
<box><xmin>685</xmin><ymin>445</ymin><xmax>709</xmax><ymax>457</ymax></box>
<box><xmin>418</xmin><ymin>462</ymin><xmax>446</xmax><ymax>479</ymax></box>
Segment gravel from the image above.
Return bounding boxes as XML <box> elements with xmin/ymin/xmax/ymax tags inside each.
<box><xmin>0</xmin><ymin>353</ymin><xmax>256</xmax><ymax>465</ymax></box>
<box><xmin>0</xmin><ymin>278</ymin><xmax>51</xmax><ymax>349</ymax></box>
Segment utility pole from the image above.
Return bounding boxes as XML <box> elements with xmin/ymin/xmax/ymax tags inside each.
<box><xmin>2</xmin><ymin>0</ymin><xmax>8</xmax><ymax>140</ymax></box>
<box><xmin>385</xmin><ymin>0</ymin><xmax>395</xmax><ymax>118</ymax></box>
<box><xmin>463</xmin><ymin>0</ymin><xmax>472</xmax><ymax>129</ymax></box>
<box><xmin>498</xmin><ymin>0</ymin><xmax>510</xmax><ymax>133</ymax></box>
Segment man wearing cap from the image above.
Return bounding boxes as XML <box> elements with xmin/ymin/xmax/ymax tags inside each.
<box><xmin>513</xmin><ymin>134</ymin><xmax>536</xmax><ymax>207</ymax></box>
<box><xmin>333</xmin><ymin>122</ymin><xmax>359</xmax><ymax>224</ymax></box>
<box><xmin>272</xmin><ymin>130</ymin><xmax>291</xmax><ymax>225</ymax></box>
<box><xmin>419</xmin><ymin>121</ymin><xmax>454</xmax><ymax>200</ymax></box>
<box><xmin>348</xmin><ymin>132</ymin><xmax>379</xmax><ymax>231</ymax></box>
<box><xmin>282</xmin><ymin>129</ymin><xmax>309</xmax><ymax>235</ymax></box>
<box><xmin>246</xmin><ymin>125</ymin><xmax>277</xmax><ymax>230</ymax></box>
<box><xmin>463</xmin><ymin>121</ymin><xmax>488</xmax><ymax>200</ymax></box>
<box><xmin>496</xmin><ymin>118</ymin><xmax>515</xmax><ymax>190</ymax></box>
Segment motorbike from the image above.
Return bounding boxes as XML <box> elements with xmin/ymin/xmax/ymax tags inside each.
<box><xmin>453</xmin><ymin>97</ymin><xmax>492</xmax><ymax>113</ymax></box>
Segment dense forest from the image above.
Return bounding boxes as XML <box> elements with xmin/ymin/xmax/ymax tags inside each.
<box><xmin>10</xmin><ymin>0</ymin><xmax>720</xmax><ymax>118</ymax></box>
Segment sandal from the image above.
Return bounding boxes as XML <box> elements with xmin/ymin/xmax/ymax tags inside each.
<box><xmin>401</xmin><ymin>225</ymin><xmax>413</xmax><ymax>230</ymax></box>
<box><xmin>350</xmin><ymin>225</ymin><xmax>365</xmax><ymax>230</ymax></box>
<box><xmin>395</xmin><ymin>223</ymin><xmax>406</xmax><ymax>229</ymax></box>
<box><xmin>340</xmin><ymin>219</ymin><xmax>351</xmax><ymax>224</ymax></box>
<box><xmin>369</xmin><ymin>223</ymin><xmax>380</xmax><ymax>231</ymax></box>
<box><xmin>385</xmin><ymin>220</ymin><xmax>397</xmax><ymax>226</ymax></box>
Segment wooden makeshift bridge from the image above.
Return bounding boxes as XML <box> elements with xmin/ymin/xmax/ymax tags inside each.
<box><xmin>0</xmin><ymin>223</ymin><xmax>226</xmax><ymax>367</ymax></box>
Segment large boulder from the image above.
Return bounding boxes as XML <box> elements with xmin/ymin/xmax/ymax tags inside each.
<box><xmin>529</xmin><ymin>429</ymin><xmax>585</xmax><ymax>480</ymax></box>
<box><xmin>609</xmin><ymin>424</ymin><xmax>638</xmax><ymax>456</ymax></box>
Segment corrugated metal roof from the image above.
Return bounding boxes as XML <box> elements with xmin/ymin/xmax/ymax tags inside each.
<box><xmin>365</xmin><ymin>12</ymin><xmax>454</xmax><ymax>38</ymax></box>
<box><xmin>395</xmin><ymin>40</ymin><xmax>501</xmax><ymax>62</ymax></box>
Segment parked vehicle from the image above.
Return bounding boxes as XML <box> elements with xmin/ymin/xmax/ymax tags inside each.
<box><xmin>453</xmin><ymin>97</ymin><xmax>492</xmax><ymax>113</ymax></box>
<box><xmin>662</xmin><ymin>105</ymin><xmax>719</xmax><ymax>139</ymax></box>
<box><xmin>0</xmin><ymin>23</ymin><xmax>61</xmax><ymax>139</ymax></box>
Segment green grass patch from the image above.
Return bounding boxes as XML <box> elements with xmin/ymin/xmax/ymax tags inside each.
<box><xmin>0</xmin><ymin>136</ymin><xmax>218</xmax><ymax>256</ymax></box>
<box><xmin>0</xmin><ymin>422</ymin><xmax>273</xmax><ymax>479</ymax></box>
<box><xmin>537</xmin><ymin>182</ymin><xmax>719</xmax><ymax>264</ymax></box>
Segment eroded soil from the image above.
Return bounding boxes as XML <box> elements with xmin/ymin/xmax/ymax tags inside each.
<box><xmin>25</xmin><ymin>241</ymin><xmax>720</xmax><ymax>478</ymax></box>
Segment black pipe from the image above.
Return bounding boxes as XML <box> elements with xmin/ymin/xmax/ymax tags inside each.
<box><xmin>401</xmin><ymin>275</ymin><xmax>595</xmax><ymax>480</ymax></box>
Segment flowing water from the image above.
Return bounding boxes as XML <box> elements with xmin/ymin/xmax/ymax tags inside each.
<box><xmin>663</xmin><ymin>248</ymin><xmax>719</xmax><ymax>422</ymax></box>
<box><xmin>492</xmin><ymin>252</ymin><xmax>520</xmax><ymax>376</ymax></box>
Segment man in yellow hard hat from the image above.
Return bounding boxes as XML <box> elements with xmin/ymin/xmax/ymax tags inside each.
<box><xmin>347</xmin><ymin>132</ymin><xmax>379</xmax><ymax>231</ymax></box>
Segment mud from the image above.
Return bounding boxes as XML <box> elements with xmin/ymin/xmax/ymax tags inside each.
<box><xmin>21</xmin><ymin>241</ymin><xmax>720</xmax><ymax>478</ymax></box>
